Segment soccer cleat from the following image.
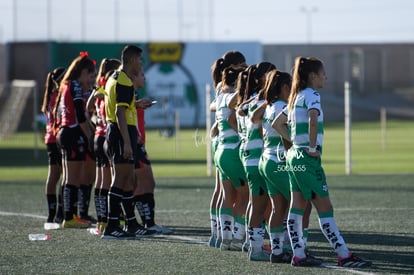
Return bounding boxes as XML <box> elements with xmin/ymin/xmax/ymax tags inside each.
<box><xmin>270</xmin><ymin>252</ymin><xmax>292</xmax><ymax>263</ymax></box>
<box><xmin>242</xmin><ymin>241</ymin><xmax>250</xmax><ymax>253</ymax></box>
<box><xmin>44</xmin><ymin>222</ymin><xmax>60</xmax><ymax>230</ymax></box>
<box><xmin>291</xmin><ymin>255</ymin><xmax>323</xmax><ymax>267</ymax></box>
<box><xmin>229</xmin><ymin>238</ymin><xmax>244</xmax><ymax>251</ymax></box>
<box><xmin>215</xmin><ymin>237</ymin><xmax>222</xmax><ymax>248</ymax></box>
<box><xmin>263</xmin><ymin>244</ymin><xmax>272</xmax><ymax>252</ymax></box>
<box><xmin>80</xmin><ymin>215</ymin><xmax>97</xmax><ymax>224</ymax></box>
<box><xmin>98</xmin><ymin>222</ymin><xmax>107</xmax><ymax>233</ymax></box>
<box><xmin>125</xmin><ymin>224</ymin><xmax>156</xmax><ymax>238</ymax></box>
<box><xmin>249</xmin><ymin>247</ymin><xmax>271</xmax><ymax>262</ymax></box>
<box><xmin>208</xmin><ymin>236</ymin><xmax>217</xmax><ymax>247</ymax></box>
<box><xmin>220</xmin><ymin>240</ymin><xmax>231</xmax><ymax>251</ymax></box>
<box><xmin>283</xmin><ymin>243</ymin><xmax>292</xmax><ymax>253</ymax></box>
<box><xmin>338</xmin><ymin>253</ymin><xmax>372</xmax><ymax>268</ymax></box>
<box><xmin>101</xmin><ymin>226</ymin><xmax>136</xmax><ymax>240</ymax></box>
<box><xmin>147</xmin><ymin>224</ymin><xmax>173</xmax><ymax>235</ymax></box>
<box><xmin>54</xmin><ymin>215</ymin><xmax>63</xmax><ymax>224</ymax></box>
<box><xmin>62</xmin><ymin>215</ymin><xmax>91</xmax><ymax>229</ymax></box>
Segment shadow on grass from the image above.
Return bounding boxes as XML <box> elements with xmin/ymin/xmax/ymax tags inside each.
<box><xmin>164</xmin><ymin>225</ymin><xmax>414</xmax><ymax>274</ymax></box>
<box><xmin>308</xmin><ymin>229</ymin><xmax>414</xmax><ymax>274</ymax></box>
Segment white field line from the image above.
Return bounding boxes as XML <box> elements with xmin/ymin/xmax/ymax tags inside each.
<box><xmin>0</xmin><ymin>211</ymin><xmax>47</xmax><ymax>219</ymax></box>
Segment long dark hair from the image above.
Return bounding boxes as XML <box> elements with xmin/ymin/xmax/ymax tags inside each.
<box><xmin>53</xmin><ymin>54</ymin><xmax>96</xmax><ymax>131</ymax></box>
<box><xmin>221</xmin><ymin>66</ymin><xmax>244</xmax><ymax>90</ymax></box>
<box><xmin>288</xmin><ymin>56</ymin><xmax>323</xmax><ymax>110</ymax></box>
<box><xmin>96</xmin><ymin>58</ymin><xmax>121</xmax><ymax>87</ymax></box>
<box><xmin>261</xmin><ymin>70</ymin><xmax>292</xmax><ymax>105</ymax></box>
<box><xmin>244</xmin><ymin>62</ymin><xmax>276</xmax><ymax>102</ymax></box>
<box><xmin>41</xmin><ymin>67</ymin><xmax>65</xmax><ymax>113</ymax></box>
<box><xmin>211</xmin><ymin>51</ymin><xmax>246</xmax><ymax>88</ymax></box>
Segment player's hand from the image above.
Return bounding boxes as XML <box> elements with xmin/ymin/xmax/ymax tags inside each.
<box><xmin>123</xmin><ymin>143</ymin><xmax>133</xmax><ymax>160</ymax></box>
<box><xmin>136</xmin><ymin>99</ymin><xmax>153</xmax><ymax>109</ymax></box>
<box><xmin>137</xmin><ymin>135</ymin><xmax>143</xmax><ymax>145</ymax></box>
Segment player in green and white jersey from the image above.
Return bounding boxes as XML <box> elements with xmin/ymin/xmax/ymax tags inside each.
<box><xmin>252</xmin><ymin>70</ymin><xmax>293</xmax><ymax>263</ymax></box>
<box><xmin>238</xmin><ymin>62</ymin><xmax>276</xmax><ymax>261</ymax></box>
<box><xmin>273</xmin><ymin>56</ymin><xmax>371</xmax><ymax>268</ymax></box>
<box><xmin>211</xmin><ymin>66</ymin><xmax>249</xmax><ymax>252</ymax></box>
<box><xmin>209</xmin><ymin>52</ymin><xmax>247</xmax><ymax>248</ymax></box>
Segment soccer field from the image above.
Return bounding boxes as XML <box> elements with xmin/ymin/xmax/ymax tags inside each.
<box><xmin>0</xmin><ymin>175</ymin><xmax>413</xmax><ymax>274</ymax></box>
<box><xmin>0</xmin><ymin>121</ymin><xmax>413</xmax><ymax>273</ymax></box>
<box><xmin>1</xmin><ymin>120</ymin><xmax>413</xmax><ymax>180</ymax></box>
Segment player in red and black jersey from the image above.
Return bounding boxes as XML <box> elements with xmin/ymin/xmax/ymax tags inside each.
<box><xmin>41</xmin><ymin>67</ymin><xmax>66</xmax><ymax>229</ymax></box>
<box><xmin>86</xmin><ymin>58</ymin><xmax>121</xmax><ymax>233</ymax></box>
<box><xmin>55</xmin><ymin>52</ymin><xmax>96</xmax><ymax>228</ymax></box>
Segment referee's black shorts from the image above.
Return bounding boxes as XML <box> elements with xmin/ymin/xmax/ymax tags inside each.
<box><xmin>106</xmin><ymin>122</ymin><xmax>137</xmax><ymax>165</ymax></box>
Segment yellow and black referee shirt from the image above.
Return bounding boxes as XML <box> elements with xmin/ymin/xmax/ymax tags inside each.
<box><xmin>105</xmin><ymin>69</ymin><xmax>137</xmax><ymax>127</ymax></box>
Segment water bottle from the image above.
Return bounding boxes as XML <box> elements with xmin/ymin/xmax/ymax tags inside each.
<box><xmin>28</xmin><ymin>234</ymin><xmax>51</xmax><ymax>241</ymax></box>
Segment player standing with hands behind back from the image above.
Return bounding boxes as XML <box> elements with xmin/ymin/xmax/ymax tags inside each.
<box><xmin>272</xmin><ymin>56</ymin><xmax>371</xmax><ymax>268</ymax></box>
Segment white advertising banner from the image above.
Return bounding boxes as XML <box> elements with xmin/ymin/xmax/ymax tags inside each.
<box><xmin>141</xmin><ymin>42</ymin><xmax>262</xmax><ymax>128</ymax></box>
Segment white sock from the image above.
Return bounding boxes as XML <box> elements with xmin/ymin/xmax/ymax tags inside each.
<box><xmin>287</xmin><ymin>211</ymin><xmax>306</xmax><ymax>259</ymax></box>
<box><xmin>319</xmin><ymin>216</ymin><xmax>349</xmax><ymax>258</ymax></box>
<box><xmin>220</xmin><ymin>214</ymin><xmax>234</xmax><ymax>242</ymax></box>
<box><xmin>249</xmin><ymin>226</ymin><xmax>264</xmax><ymax>253</ymax></box>
<box><xmin>270</xmin><ymin>230</ymin><xmax>285</xmax><ymax>255</ymax></box>
<box><xmin>210</xmin><ymin>214</ymin><xmax>218</xmax><ymax>238</ymax></box>
<box><xmin>233</xmin><ymin>222</ymin><xmax>245</xmax><ymax>241</ymax></box>
<box><xmin>216</xmin><ymin>219</ymin><xmax>222</xmax><ymax>240</ymax></box>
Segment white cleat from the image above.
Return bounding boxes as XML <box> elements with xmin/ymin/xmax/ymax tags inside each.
<box><xmin>44</xmin><ymin>222</ymin><xmax>60</xmax><ymax>230</ymax></box>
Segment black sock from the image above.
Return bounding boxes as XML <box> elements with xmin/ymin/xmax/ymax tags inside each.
<box><xmin>56</xmin><ymin>185</ymin><xmax>63</xmax><ymax>222</ymax></box>
<box><xmin>100</xmin><ymin>189</ymin><xmax>109</xmax><ymax>223</ymax></box>
<box><xmin>135</xmin><ymin>194</ymin><xmax>146</xmax><ymax>225</ymax></box>
<box><xmin>135</xmin><ymin>193</ymin><xmax>155</xmax><ymax>227</ymax></box>
<box><xmin>85</xmin><ymin>184</ymin><xmax>93</xmax><ymax>215</ymax></box>
<box><xmin>63</xmin><ymin>184</ymin><xmax>77</xmax><ymax>220</ymax></box>
<box><xmin>123</xmin><ymin>191</ymin><xmax>138</xmax><ymax>228</ymax></box>
<box><xmin>78</xmin><ymin>185</ymin><xmax>90</xmax><ymax>218</ymax></box>
<box><xmin>147</xmin><ymin>193</ymin><xmax>155</xmax><ymax>227</ymax></box>
<box><xmin>46</xmin><ymin>194</ymin><xmax>57</xmax><ymax>223</ymax></box>
<box><xmin>107</xmin><ymin>187</ymin><xmax>123</xmax><ymax>228</ymax></box>
<box><xmin>94</xmin><ymin>188</ymin><xmax>101</xmax><ymax>223</ymax></box>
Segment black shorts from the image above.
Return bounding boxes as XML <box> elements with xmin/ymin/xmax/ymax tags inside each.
<box><xmin>57</xmin><ymin>126</ymin><xmax>87</xmax><ymax>161</ymax></box>
<box><xmin>46</xmin><ymin>143</ymin><xmax>62</xmax><ymax>166</ymax></box>
<box><xmin>80</xmin><ymin>132</ymin><xmax>96</xmax><ymax>161</ymax></box>
<box><xmin>135</xmin><ymin>143</ymin><xmax>151</xmax><ymax>169</ymax></box>
<box><xmin>94</xmin><ymin>135</ymin><xmax>109</xmax><ymax>167</ymax></box>
<box><xmin>106</xmin><ymin>123</ymin><xmax>137</xmax><ymax>165</ymax></box>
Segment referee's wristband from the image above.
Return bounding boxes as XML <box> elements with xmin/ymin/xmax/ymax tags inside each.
<box><xmin>308</xmin><ymin>147</ymin><xmax>317</xmax><ymax>153</ymax></box>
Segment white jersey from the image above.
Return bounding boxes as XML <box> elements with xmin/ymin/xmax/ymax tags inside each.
<box><xmin>287</xmin><ymin>87</ymin><xmax>324</xmax><ymax>149</ymax></box>
<box><xmin>243</xmin><ymin>97</ymin><xmax>264</xmax><ymax>166</ymax></box>
<box><xmin>262</xmin><ymin>100</ymin><xmax>287</xmax><ymax>163</ymax></box>
<box><xmin>215</xmin><ymin>91</ymin><xmax>240</xmax><ymax>149</ymax></box>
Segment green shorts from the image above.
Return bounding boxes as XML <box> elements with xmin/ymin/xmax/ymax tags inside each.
<box><xmin>286</xmin><ymin>147</ymin><xmax>329</xmax><ymax>200</ymax></box>
<box><xmin>245</xmin><ymin>165</ymin><xmax>268</xmax><ymax>196</ymax></box>
<box><xmin>214</xmin><ymin>147</ymin><xmax>246</xmax><ymax>187</ymax></box>
<box><xmin>258</xmin><ymin>155</ymin><xmax>290</xmax><ymax>200</ymax></box>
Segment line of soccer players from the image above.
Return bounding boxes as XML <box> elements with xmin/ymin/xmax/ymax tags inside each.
<box><xmin>208</xmin><ymin>51</ymin><xmax>371</xmax><ymax>268</ymax></box>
